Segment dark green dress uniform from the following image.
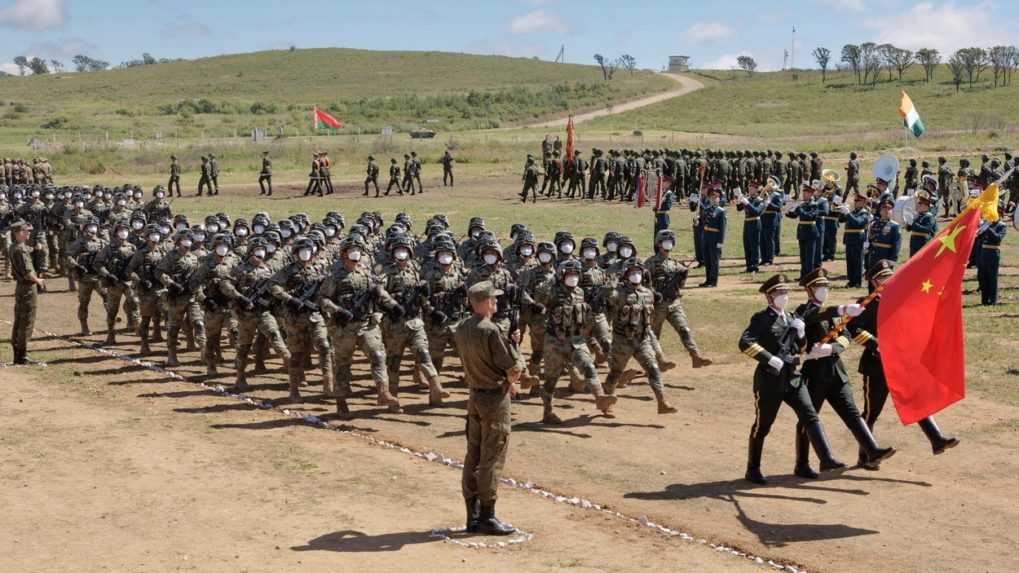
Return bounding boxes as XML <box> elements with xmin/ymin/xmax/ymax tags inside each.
<box><xmin>760</xmin><ymin>190</ymin><xmax>783</xmax><ymax>264</ymax></box>
<box><xmin>821</xmin><ymin>195</ymin><xmax>841</xmax><ymax>261</ymax></box>
<box><xmin>738</xmin><ymin>194</ymin><xmax>765</xmax><ymax>272</ymax></box>
<box><xmin>700</xmin><ymin>196</ymin><xmax>725</xmax><ymax>287</ymax></box>
<box><xmin>841</xmin><ymin>202</ymin><xmax>871</xmax><ymax>288</ymax></box>
<box><xmin>866</xmin><ymin>217</ymin><xmax>901</xmax><ymax>269</ymax></box>
<box><xmin>846</xmin><ymin>260</ymin><xmax>958</xmax><ymax>468</ymax></box>
<box><xmin>977</xmin><ymin>221</ymin><xmax>1006</xmax><ymax>305</ymax></box>
<box><xmin>9</xmin><ymin>223</ymin><xmax>39</xmax><ymax>364</ymax></box>
<box><xmin>787</xmin><ymin>196</ymin><xmax>820</xmax><ymax>278</ymax></box>
<box><xmin>738</xmin><ymin>274</ymin><xmax>845</xmax><ymax>485</ymax></box>
<box><xmin>813</xmin><ymin>194</ymin><xmax>829</xmax><ymax>265</ymax></box>
<box><xmin>906</xmin><ymin>209</ymin><xmax>937</xmax><ymax>257</ymax></box>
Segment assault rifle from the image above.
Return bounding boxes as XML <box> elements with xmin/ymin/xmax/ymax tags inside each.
<box><xmin>289</xmin><ymin>278</ymin><xmax>322</xmax><ymax>314</ymax></box>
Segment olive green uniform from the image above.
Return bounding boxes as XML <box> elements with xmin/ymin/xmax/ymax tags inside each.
<box><xmin>9</xmin><ymin>241</ymin><xmax>38</xmax><ymax>362</ymax></box>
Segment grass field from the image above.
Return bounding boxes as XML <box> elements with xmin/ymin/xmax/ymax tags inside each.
<box><xmin>587</xmin><ymin>65</ymin><xmax>1019</xmax><ymax>138</ymax></box>
<box><xmin>0</xmin><ymin>48</ymin><xmax>672</xmax><ymax>144</ymax></box>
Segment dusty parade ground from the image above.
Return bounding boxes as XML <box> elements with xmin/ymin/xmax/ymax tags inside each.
<box><xmin>3</xmin><ymin>176</ymin><xmax>1018</xmax><ymax>573</ymax></box>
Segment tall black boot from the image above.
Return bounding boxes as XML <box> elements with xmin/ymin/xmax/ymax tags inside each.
<box><xmin>465</xmin><ymin>496</ymin><xmax>480</xmax><ymax>533</ymax></box>
<box><xmin>476</xmin><ymin>502</ymin><xmax>516</xmax><ymax>536</ymax></box>
<box><xmin>745</xmin><ymin>436</ymin><xmax>767</xmax><ymax>485</ymax></box>
<box><xmin>804</xmin><ymin>421</ymin><xmax>847</xmax><ymax>472</ymax></box>
<box><xmin>847</xmin><ymin>416</ymin><xmax>896</xmax><ymax>466</ymax></box>
<box><xmin>917</xmin><ymin>417</ymin><xmax>960</xmax><ymax>455</ymax></box>
<box><xmin>794</xmin><ymin>425</ymin><xmax>819</xmax><ymax>479</ymax></box>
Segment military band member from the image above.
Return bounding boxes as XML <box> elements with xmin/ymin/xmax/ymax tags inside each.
<box><xmin>737</xmin><ymin>183</ymin><xmax>765</xmax><ymax>273</ymax></box>
<box><xmin>977</xmin><ymin>218</ymin><xmax>1007</xmax><ymax>305</ymax></box>
<box><xmin>866</xmin><ymin>199</ymin><xmax>901</xmax><ymax>269</ymax></box>
<box><xmin>787</xmin><ymin>181</ymin><xmax>821</xmax><ymax>279</ymax></box>
<box><xmin>906</xmin><ymin>189</ymin><xmax>937</xmax><ymax>257</ymax></box>
<box><xmin>760</xmin><ymin>177</ymin><xmax>783</xmax><ymax>265</ymax></box>
<box><xmin>842</xmin><ymin>192</ymin><xmax>871</xmax><ymax>288</ymax></box>
<box><xmin>700</xmin><ymin>185</ymin><xmax>725</xmax><ymax>287</ymax></box>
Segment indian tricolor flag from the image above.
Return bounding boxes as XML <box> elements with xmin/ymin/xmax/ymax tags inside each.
<box><xmin>898</xmin><ymin>91</ymin><xmax>924</xmax><ymax>137</ymax></box>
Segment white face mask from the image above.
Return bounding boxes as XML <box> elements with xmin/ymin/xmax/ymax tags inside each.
<box><xmin>207</xmin><ymin>224</ymin><xmax>220</xmax><ymax>233</ymax></box>
<box><xmin>438</xmin><ymin>253</ymin><xmax>454</xmax><ymax>265</ymax></box>
<box><xmin>325</xmin><ymin>227</ymin><xmax>336</xmax><ymax>237</ymax></box>
<box><xmin>772</xmin><ymin>293</ymin><xmax>789</xmax><ymax>310</ymax></box>
<box><xmin>252</xmin><ymin>248</ymin><xmax>266</xmax><ymax>259</ymax></box>
<box><xmin>564</xmin><ymin>275</ymin><xmax>580</xmax><ymax>287</ymax></box>
<box><xmin>559</xmin><ymin>242</ymin><xmax>574</xmax><ymax>254</ymax></box>
<box><xmin>619</xmin><ymin>246</ymin><xmax>634</xmax><ymax>258</ymax></box>
<box><xmin>86</xmin><ymin>225</ymin><xmax>98</xmax><ymax>234</ymax></box>
<box><xmin>132</xmin><ymin>221</ymin><xmax>144</xmax><ymax>230</ymax></box>
<box><xmin>215</xmin><ymin>245</ymin><xmax>230</xmax><ymax>257</ymax></box>
<box><xmin>298</xmin><ymin>249</ymin><xmax>313</xmax><ymax>261</ymax></box>
<box><xmin>483</xmin><ymin>253</ymin><xmax>498</xmax><ymax>265</ymax></box>
<box><xmin>160</xmin><ymin>226</ymin><xmax>171</xmax><ymax>235</ymax></box>
<box><xmin>394</xmin><ymin>249</ymin><xmax>410</xmax><ymax>261</ymax></box>
<box><xmin>812</xmin><ymin>286</ymin><xmax>829</xmax><ymax>303</ymax></box>
<box><xmin>347</xmin><ymin>250</ymin><xmax>362</xmax><ymax>262</ymax></box>
<box><xmin>280</xmin><ymin>229</ymin><xmax>292</xmax><ymax>239</ymax></box>
<box><xmin>117</xmin><ymin>200</ymin><xmax>126</xmax><ymax>207</ymax></box>
<box><xmin>156</xmin><ymin>192</ymin><xmax>165</xmax><ymax>199</ymax></box>
<box><xmin>148</xmin><ymin>233</ymin><xmax>161</xmax><ymax>243</ymax></box>
<box><xmin>538</xmin><ymin>252</ymin><xmax>553</xmax><ymax>264</ymax></box>
<box><xmin>253</xmin><ymin>224</ymin><xmax>265</xmax><ymax>234</ymax></box>
<box><xmin>582</xmin><ymin>248</ymin><xmax>597</xmax><ymax>260</ymax></box>
<box><xmin>180</xmin><ymin>239</ymin><xmax>192</xmax><ymax>249</ymax></box>
<box><xmin>117</xmin><ymin>230</ymin><xmax>130</xmax><ymax>240</ymax></box>
<box><xmin>236</xmin><ymin>228</ymin><xmax>248</xmax><ymax>237</ymax></box>
<box><xmin>176</xmin><ymin>223</ymin><xmax>187</xmax><ymax>231</ymax></box>
<box><xmin>661</xmin><ymin>240</ymin><xmax>675</xmax><ymax>251</ymax></box>
<box><xmin>195</xmin><ymin>232</ymin><xmax>206</xmax><ymax>242</ymax></box>
<box><xmin>470</xmin><ymin>230</ymin><xmax>481</xmax><ymax>239</ymax></box>
<box><xmin>519</xmin><ymin>246</ymin><xmax>534</xmax><ymax>257</ymax></box>
<box><xmin>75</xmin><ymin>202</ymin><xmax>84</xmax><ymax>209</ymax></box>
<box><xmin>627</xmin><ymin>272</ymin><xmax>643</xmax><ymax>285</ymax></box>
<box><xmin>266</xmin><ymin>244</ymin><xmax>277</xmax><ymax>254</ymax></box>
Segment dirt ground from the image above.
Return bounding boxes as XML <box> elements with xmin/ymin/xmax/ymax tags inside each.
<box><xmin>2</xmin><ymin>178</ymin><xmax>1018</xmax><ymax>573</ymax></box>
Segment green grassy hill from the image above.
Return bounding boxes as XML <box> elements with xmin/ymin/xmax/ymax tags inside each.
<box><xmin>587</xmin><ymin>65</ymin><xmax>1019</xmax><ymax>138</ymax></box>
<box><xmin>0</xmin><ymin>48</ymin><xmax>672</xmax><ymax>143</ymax></box>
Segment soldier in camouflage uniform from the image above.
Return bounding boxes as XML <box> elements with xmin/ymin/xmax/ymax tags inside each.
<box><xmin>94</xmin><ymin>222</ymin><xmax>139</xmax><ymax>344</ymax></box>
<box><xmin>466</xmin><ymin>240</ymin><xmax>517</xmax><ymax>334</ymax></box>
<box><xmin>66</xmin><ymin>217</ymin><xmax>107</xmax><ymax>335</ymax></box>
<box><xmin>603</xmin><ymin>259</ymin><xmax>678</xmax><ymax>414</ymax></box>
<box><xmin>126</xmin><ymin>225</ymin><xmax>166</xmax><ymax>355</ymax></box>
<box><xmin>578</xmin><ymin>238</ymin><xmax>611</xmax><ymax>363</ymax></box>
<box><xmin>423</xmin><ymin>238</ymin><xmax>468</xmax><ymax>377</ymax></box>
<box><xmin>516</xmin><ymin>241</ymin><xmax>556</xmax><ymax>382</ymax></box>
<box><xmin>645</xmin><ymin>230</ymin><xmax>712</xmax><ymax>369</ymax></box>
<box><xmin>16</xmin><ymin>188</ymin><xmax>51</xmax><ymax>275</ymax></box>
<box><xmin>155</xmin><ymin>230</ymin><xmax>206</xmax><ymax>367</ymax></box>
<box><xmin>143</xmin><ymin>186</ymin><xmax>172</xmax><ymax>223</ymax></box>
<box><xmin>191</xmin><ymin>234</ymin><xmax>239</xmax><ymax>375</ymax></box>
<box><xmin>535</xmin><ymin>259</ymin><xmax>617</xmax><ymax>422</ymax></box>
<box><xmin>364</xmin><ymin>155</ymin><xmax>380</xmax><ymax>197</ymax></box>
<box><xmin>318</xmin><ymin>236</ymin><xmax>401</xmax><ymax>415</ymax></box>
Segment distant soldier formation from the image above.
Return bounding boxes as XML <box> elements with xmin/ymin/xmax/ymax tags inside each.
<box><xmin>2</xmin><ymin>157</ymin><xmax>54</xmax><ymax>187</ymax></box>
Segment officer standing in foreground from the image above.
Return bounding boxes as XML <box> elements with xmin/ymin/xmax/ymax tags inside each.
<box><xmin>9</xmin><ymin>221</ymin><xmax>46</xmax><ymax>364</ymax></box>
<box><xmin>455</xmin><ymin>281</ymin><xmax>521</xmax><ymax>536</ymax></box>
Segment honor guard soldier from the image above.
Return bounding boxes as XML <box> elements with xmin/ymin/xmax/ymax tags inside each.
<box><xmin>906</xmin><ymin>188</ymin><xmax>937</xmax><ymax>257</ymax></box>
<box><xmin>792</xmin><ymin>268</ymin><xmax>896</xmax><ymax>478</ymax></box>
<box><xmin>866</xmin><ymin>199</ymin><xmax>901</xmax><ymax>269</ymax></box>
<box><xmin>841</xmin><ymin>192</ymin><xmax>871</xmax><ymax>288</ymax></box>
<box><xmin>737</xmin><ymin>183</ymin><xmax>765</xmax><ymax>273</ymax></box>
<box><xmin>738</xmin><ymin>274</ymin><xmax>847</xmax><ymax>485</ymax></box>
<box><xmin>847</xmin><ymin>261</ymin><xmax>959</xmax><ymax>469</ymax></box>
<box><xmin>646</xmin><ymin>230</ymin><xmax>712</xmax><ymax>368</ymax></box>
<box><xmin>700</xmin><ymin>183</ymin><xmax>725</xmax><ymax>287</ymax></box>
<box><xmin>759</xmin><ymin>177</ymin><xmax>783</xmax><ymax>265</ymax></box>
<box><xmin>9</xmin><ymin>221</ymin><xmax>46</xmax><ymax>364</ymax></box>
<box><xmin>976</xmin><ymin>217</ymin><xmax>1007</xmax><ymax>305</ymax></box>
<box><xmin>787</xmin><ymin>180</ymin><xmax>821</xmax><ymax>279</ymax></box>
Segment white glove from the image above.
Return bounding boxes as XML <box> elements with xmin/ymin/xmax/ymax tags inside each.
<box><xmin>767</xmin><ymin>356</ymin><xmax>784</xmax><ymax>373</ymax></box>
<box><xmin>839</xmin><ymin>303</ymin><xmax>864</xmax><ymax>317</ymax></box>
<box><xmin>805</xmin><ymin>343</ymin><xmax>834</xmax><ymax>360</ymax></box>
<box><xmin>790</xmin><ymin>318</ymin><xmax>805</xmax><ymax>339</ymax></box>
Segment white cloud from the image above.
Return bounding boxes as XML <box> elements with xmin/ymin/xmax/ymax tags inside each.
<box><xmin>702</xmin><ymin>52</ymin><xmax>776</xmax><ymax>72</ymax></box>
<box><xmin>27</xmin><ymin>37</ymin><xmax>98</xmax><ymax>60</ymax></box>
<box><xmin>509</xmin><ymin>10</ymin><xmax>568</xmax><ymax>34</ymax></box>
<box><xmin>0</xmin><ymin>61</ymin><xmax>26</xmax><ymax>75</ymax></box>
<box><xmin>0</xmin><ymin>0</ymin><xmax>66</xmax><ymax>30</ymax></box>
<box><xmin>817</xmin><ymin>0</ymin><xmax>865</xmax><ymax>11</ymax></box>
<box><xmin>871</xmin><ymin>1</ymin><xmax>1006</xmax><ymax>54</ymax></box>
<box><xmin>685</xmin><ymin>21</ymin><xmax>734</xmax><ymax>43</ymax></box>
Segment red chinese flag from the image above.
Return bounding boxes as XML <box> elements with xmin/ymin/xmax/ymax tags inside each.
<box><xmin>565</xmin><ymin>115</ymin><xmax>575</xmax><ymax>159</ymax></box>
<box><xmin>313</xmin><ymin>106</ymin><xmax>343</xmax><ymax>129</ymax></box>
<box><xmin>877</xmin><ymin>207</ymin><xmax>980</xmax><ymax>424</ymax></box>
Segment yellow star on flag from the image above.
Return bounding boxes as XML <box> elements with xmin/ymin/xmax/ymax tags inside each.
<box><xmin>936</xmin><ymin>224</ymin><xmax>966</xmax><ymax>257</ymax></box>
<box><xmin>921</xmin><ymin>279</ymin><xmax>933</xmax><ymax>293</ymax></box>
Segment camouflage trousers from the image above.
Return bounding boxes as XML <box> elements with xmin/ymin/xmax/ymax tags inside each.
<box><xmin>136</xmin><ymin>290</ymin><xmax>162</xmax><ymax>346</ymax></box>
<box><xmin>426</xmin><ymin>320</ymin><xmax>461</xmax><ymax>375</ymax></box>
<box><xmin>204</xmin><ymin>309</ymin><xmax>231</xmax><ymax>369</ymax></box>
<box><xmin>0</xmin><ymin>234</ymin><xmax>10</xmax><ymax>277</ymax></box>
<box><xmin>104</xmin><ymin>283</ymin><xmax>139</xmax><ymax>330</ymax></box>
<box><xmin>541</xmin><ymin>335</ymin><xmax>602</xmax><ymax>397</ymax></box>
<box><xmin>29</xmin><ymin>236</ymin><xmax>48</xmax><ymax>275</ymax></box>
<box><xmin>234</xmin><ymin>309</ymin><xmax>291</xmax><ymax>381</ymax></box>
<box><xmin>462</xmin><ymin>390</ymin><xmax>511</xmax><ymax>504</ymax></box>
<box><xmin>652</xmin><ymin>301</ymin><xmax>699</xmax><ymax>356</ymax></box>
<box><xmin>525</xmin><ymin>313</ymin><xmax>546</xmax><ymax>375</ymax></box>
<box><xmin>283</xmin><ymin>313</ymin><xmax>332</xmax><ymax>393</ymax></box>
<box><xmin>76</xmin><ymin>279</ymin><xmax>103</xmax><ymax>325</ymax></box>
<box><xmin>382</xmin><ymin>318</ymin><xmax>439</xmax><ymax>393</ymax></box>
<box><xmin>604</xmin><ymin>333</ymin><xmax>663</xmax><ymax>394</ymax></box>
<box><xmin>330</xmin><ymin>320</ymin><xmax>387</xmax><ymax>399</ymax></box>
<box><xmin>587</xmin><ymin>312</ymin><xmax>612</xmax><ymax>357</ymax></box>
<box><xmin>164</xmin><ymin>296</ymin><xmax>206</xmax><ymax>356</ymax></box>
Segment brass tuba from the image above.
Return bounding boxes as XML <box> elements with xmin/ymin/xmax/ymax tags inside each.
<box><xmin>821</xmin><ymin>168</ymin><xmax>841</xmax><ymax>189</ymax></box>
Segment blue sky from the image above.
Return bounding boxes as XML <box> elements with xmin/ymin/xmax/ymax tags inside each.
<box><xmin>1</xmin><ymin>0</ymin><xmax>1016</xmax><ymax>75</ymax></box>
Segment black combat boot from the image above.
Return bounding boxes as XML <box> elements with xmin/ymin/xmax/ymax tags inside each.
<box><xmin>847</xmin><ymin>416</ymin><xmax>896</xmax><ymax>467</ymax></box>
<box><xmin>745</xmin><ymin>436</ymin><xmax>768</xmax><ymax>485</ymax></box>
<box><xmin>476</xmin><ymin>502</ymin><xmax>516</xmax><ymax>536</ymax></box>
<box><xmin>465</xmin><ymin>496</ymin><xmax>480</xmax><ymax>533</ymax></box>
<box><xmin>804</xmin><ymin>421</ymin><xmax>847</xmax><ymax>473</ymax></box>
<box><xmin>793</xmin><ymin>425</ymin><xmax>819</xmax><ymax>479</ymax></box>
<box><xmin>918</xmin><ymin>417</ymin><xmax>960</xmax><ymax>455</ymax></box>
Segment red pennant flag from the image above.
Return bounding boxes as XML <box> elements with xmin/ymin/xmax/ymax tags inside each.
<box><xmin>878</xmin><ymin>193</ymin><xmax>993</xmax><ymax>424</ymax></box>
<box><xmin>565</xmin><ymin>115</ymin><xmax>575</xmax><ymax>159</ymax></box>
<box><xmin>635</xmin><ymin>173</ymin><xmax>646</xmax><ymax>208</ymax></box>
<box><xmin>313</xmin><ymin>106</ymin><xmax>343</xmax><ymax>129</ymax></box>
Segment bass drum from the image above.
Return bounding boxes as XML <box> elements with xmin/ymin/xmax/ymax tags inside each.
<box><xmin>892</xmin><ymin>195</ymin><xmax>916</xmax><ymax>225</ymax></box>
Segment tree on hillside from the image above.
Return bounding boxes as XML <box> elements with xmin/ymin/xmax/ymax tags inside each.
<box><xmin>72</xmin><ymin>54</ymin><xmax>109</xmax><ymax>72</ymax></box>
<box><xmin>812</xmin><ymin>47</ymin><xmax>831</xmax><ymax>83</ymax></box>
<box><xmin>593</xmin><ymin>54</ymin><xmax>616</xmax><ymax>80</ymax></box>
<box><xmin>142</xmin><ymin>53</ymin><xmax>157</xmax><ymax>65</ymax></box>
<box><xmin>957</xmin><ymin>47</ymin><xmax>988</xmax><ymax>87</ymax></box>
<box><xmin>916</xmin><ymin>48</ymin><xmax>940</xmax><ymax>82</ymax></box>
<box><xmin>50</xmin><ymin>59</ymin><xmax>64</xmax><ymax>72</ymax></box>
<box><xmin>988</xmin><ymin>46</ymin><xmax>1017</xmax><ymax>87</ymax></box>
<box><xmin>878</xmin><ymin>44</ymin><xmax>897</xmax><ymax>81</ymax></box>
<box><xmin>948</xmin><ymin>52</ymin><xmax>965</xmax><ymax>92</ymax></box>
<box><xmin>841</xmin><ymin>44</ymin><xmax>861</xmax><ymax>84</ymax></box>
<box><xmin>860</xmin><ymin>42</ymin><xmax>881</xmax><ymax>85</ymax></box>
<box><xmin>887</xmin><ymin>47</ymin><xmax>914</xmax><ymax>80</ymax></box>
<box><xmin>1008</xmin><ymin>48</ymin><xmax>1019</xmax><ymax>86</ymax></box>
<box><xmin>737</xmin><ymin>55</ymin><xmax>758</xmax><ymax>77</ymax></box>
<box><xmin>13</xmin><ymin>56</ymin><xmax>28</xmax><ymax>76</ymax></box>
<box><xmin>618</xmin><ymin>54</ymin><xmax>637</xmax><ymax>76</ymax></box>
<box><xmin>27</xmin><ymin>57</ymin><xmax>50</xmax><ymax>75</ymax></box>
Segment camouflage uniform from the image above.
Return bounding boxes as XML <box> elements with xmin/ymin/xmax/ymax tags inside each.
<box><xmin>155</xmin><ymin>241</ymin><xmax>206</xmax><ymax>366</ymax></box>
<box><xmin>423</xmin><ymin>262</ymin><xmax>468</xmax><ymax>376</ymax></box>
<box><xmin>94</xmin><ymin>229</ymin><xmax>139</xmax><ymax>343</ymax></box>
<box><xmin>226</xmin><ymin>257</ymin><xmax>291</xmax><ymax>389</ymax></box>
<box><xmin>66</xmin><ymin>229</ymin><xmax>107</xmax><ymax>334</ymax></box>
<box><xmin>270</xmin><ymin>256</ymin><xmax>332</xmax><ymax>400</ymax></box>
<box><xmin>126</xmin><ymin>237</ymin><xmax>165</xmax><ymax>354</ymax></box>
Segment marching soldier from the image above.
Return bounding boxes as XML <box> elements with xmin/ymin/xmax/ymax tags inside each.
<box><xmin>906</xmin><ymin>189</ymin><xmax>937</xmax><ymax>257</ymax></box>
<box><xmin>411</xmin><ymin>151</ymin><xmax>424</xmax><ymax>194</ymax></box>
<box><xmin>841</xmin><ymin>192</ymin><xmax>871</xmax><ymax>288</ymax></box>
<box><xmin>519</xmin><ymin>156</ymin><xmax>540</xmax><ymax>203</ymax></box>
<box><xmin>518</xmin><ymin>242</ymin><xmax>557</xmax><ymax>382</ymax></box>
<box><xmin>541</xmin><ymin>151</ymin><xmax>562</xmax><ymax>198</ymax></box>
<box><xmin>645</xmin><ymin>230</ymin><xmax>712</xmax><ymax>369</ymax></box>
<box><xmin>191</xmin><ymin>234</ymin><xmax>239</xmax><ymax>376</ymax></box>
<box><xmin>466</xmin><ymin>240</ymin><xmax>516</xmax><ymax>334</ymax></box>
<box><xmin>847</xmin><ymin>261</ymin><xmax>959</xmax><ymax>469</ymax></box>
<box><xmin>66</xmin><ymin>217</ymin><xmax>106</xmax><ymax>335</ymax></box>
<box><xmin>208</xmin><ymin>154</ymin><xmax>220</xmax><ymax>195</ymax></box>
<box><xmin>364</xmin><ymin>155</ymin><xmax>380</xmax><ymax>197</ymax></box>
<box><xmin>792</xmin><ymin>268</ymin><xmax>895</xmax><ymax>478</ymax></box>
<box><xmin>126</xmin><ymin>225</ymin><xmax>166</xmax><ymax>355</ymax></box>
<box><xmin>578</xmin><ymin>238</ymin><xmax>611</xmax><ymax>362</ymax></box>
<box><xmin>442</xmin><ymin>150</ymin><xmax>454</xmax><ymax>187</ymax></box>
<box><xmin>738</xmin><ymin>273</ymin><xmax>847</xmax><ymax>485</ymax></box>
<box><xmin>401</xmin><ymin>154</ymin><xmax>416</xmax><ymax>195</ymax></box>
<box><xmin>385</xmin><ymin>158</ymin><xmax>402</xmax><ymax>196</ymax></box>
<box><xmin>699</xmin><ymin>184</ymin><xmax>725</xmax><ymax>287</ymax></box>
<box><xmin>155</xmin><ymin>230</ymin><xmax>206</xmax><ymax>367</ymax></box>
<box><xmin>304</xmin><ymin>152</ymin><xmax>322</xmax><ymax>196</ymax></box>
<box><xmin>259</xmin><ymin>151</ymin><xmax>273</xmax><ymax>196</ymax></box>
<box><xmin>977</xmin><ymin>217</ymin><xmax>1007</xmax><ymax>305</ymax></box>
<box><xmin>168</xmin><ymin>155</ymin><xmax>182</xmax><ymax>197</ymax></box>
<box><xmin>9</xmin><ymin>221</ymin><xmax>46</xmax><ymax>364</ymax></box>
<box><xmin>61</xmin><ymin>195</ymin><xmax>95</xmax><ymax>291</ymax></box>
<box><xmin>197</xmin><ymin>156</ymin><xmax>212</xmax><ymax>196</ymax></box>
<box><xmin>567</xmin><ymin>150</ymin><xmax>586</xmax><ymax>199</ymax></box>
<box><xmin>423</xmin><ymin>238</ymin><xmax>468</xmax><ymax>377</ymax></box>
<box><xmin>320</xmin><ymin>151</ymin><xmax>334</xmax><ymax>195</ymax></box>
<box><xmin>94</xmin><ymin>222</ymin><xmax>139</xmax><ymax>345</ymax></box>
<box><xmin>845</xmin><ymin>152</ymin><xmax>860</xmax><ymax>195</ymax></box>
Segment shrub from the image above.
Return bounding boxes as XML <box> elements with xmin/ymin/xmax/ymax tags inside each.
<box><xmin>41</xmin><ymin>117</ymin><xmax>69</xmax><ymax>129</ymax></box>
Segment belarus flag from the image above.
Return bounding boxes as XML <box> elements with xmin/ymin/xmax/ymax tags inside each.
<box><xmin>313</xmin><ymin>106</ymin><xmax>343</xmax><ymax>130</ymax></box>
<box><xmin>898</xmin><ymin>91</ymin><xmax>924</xmax><ymax>137</ymax></box>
